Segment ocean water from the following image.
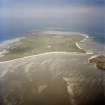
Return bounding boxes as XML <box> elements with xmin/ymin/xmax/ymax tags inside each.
<box><xmin>0</xmin><ymin>17</ymin><xmax>104</xmax><ymax>44</ymax></box>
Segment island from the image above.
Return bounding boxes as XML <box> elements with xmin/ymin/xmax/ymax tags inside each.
<box><xmin>0</xmin><ymin>31</ymin><xmax>86</xmax><ymax>61</ymax></box>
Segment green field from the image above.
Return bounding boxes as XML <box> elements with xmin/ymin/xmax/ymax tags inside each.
<box><xmin>0</xmin><ymin>33</ymin><xmax>86</xmax><ymax>61</ymax></box>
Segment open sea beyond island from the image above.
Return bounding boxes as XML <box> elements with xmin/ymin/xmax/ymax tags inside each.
<box><xmin>0</xmin><ymin>17</ymin><xmax>105</xmax><ymax>42</ymax></box>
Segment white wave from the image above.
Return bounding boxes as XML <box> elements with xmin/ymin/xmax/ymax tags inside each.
<box><xmin>0</xmin><ymin>52</ymin><xmax>85</xmax><ymax>64</ymax></box>
<box><xmin>1</xmin><ymin>37</ymin><xmax>25</xmax><ymax>45</ymax></box>
<box><xmin>42</xmin><ymin>30</ymin><xmax>86</xmax><ymax>36</ymax></box>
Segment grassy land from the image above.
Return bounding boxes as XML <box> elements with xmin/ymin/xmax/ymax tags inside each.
<box><xmin>0</xmin><ymin>33</ymin><xmax>86</xmax><ymax>61</ymax></box>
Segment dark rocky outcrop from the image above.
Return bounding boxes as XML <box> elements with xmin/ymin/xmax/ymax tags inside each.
<box><xmin>89</xmin><ymin>55</ymin><xmax>105</xmax><ymax>70</ymax></box>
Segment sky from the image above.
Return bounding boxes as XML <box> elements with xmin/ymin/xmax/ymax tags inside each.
<box><xmin>0</xmin><ymin>0</ymin><xmax>104</xmax><ymax>29</ymax></box>
<box><xmin>0</xmin><ymin>0</ymin><xmax>104</xmax><ymax>8</ymax></box>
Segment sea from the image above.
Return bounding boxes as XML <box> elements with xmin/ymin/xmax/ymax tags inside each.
<box><xmin>0</xmin><ymin>17</ymin><xmax>105</xmax><ymax>54</ymax></box>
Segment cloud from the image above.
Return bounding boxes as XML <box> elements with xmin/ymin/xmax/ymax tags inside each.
<box><xmin>0</xmin><ymin>5</ymin><xmax>104</xmax><ymax>19</ymax></box>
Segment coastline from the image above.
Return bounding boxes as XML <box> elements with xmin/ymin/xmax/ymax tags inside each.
<box><xmin>0</xmin><ymin>37</ymin><xmax>25</xmax><ymax>57</ymax></box>
<box><xmin>75</xmin><ymin>33</ymin><xmax>94</xmax><ymax>54</ymax></box>
<box><xmin>78</xmin><ymin>35</ymin><xmax>105</xmax><ymax>55</ymax></box>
